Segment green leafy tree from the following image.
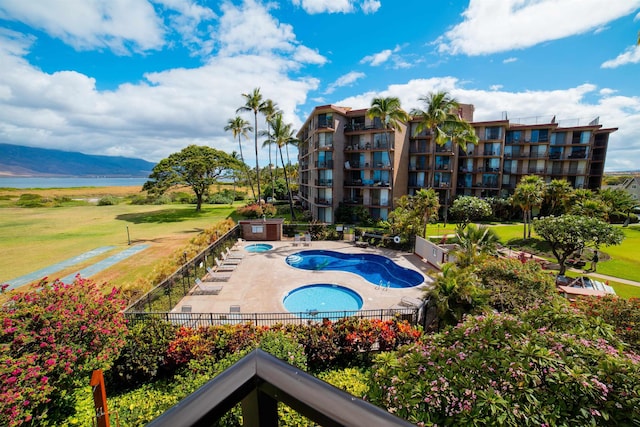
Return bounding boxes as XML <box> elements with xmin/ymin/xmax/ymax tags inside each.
<box><xmin>475</xmin><ymin>257</ymin><xmax>558</xmax><ymax>313</ymax></box>
<box><xmin>533</xmin><ymin>215</ymin><xmax>625</xmax><ymax>275</ymax></box>
<box><xmin>512</xmin><ymin>175</ymin><xmax>545</xmax><ymax>239</ymax></box>
<box><xmin>367</xmin><ymin>97</ymin><xmax>409</xmax><ymax>208</ymax></box>
<box><xmin>265</xmin><ymin>112</ymin><xmax>299</xmax><ymax>219</ymax></box>
<box><xmin>143</xmin><ymin>145</ymin><xmax>242</xmax><ymax>211</ymax></box>
<box><xmin>543</xmin><ymin>178</ymin><xmax>573</xmax><ymax>215</ymax></box>
<box><xmin>387</xmin><ymin>189</ymin><xmax>439</xmax><ymax>239</ymax></box>
<box><xmin>369</xmin><ymin>303</ymin><xmax>640</xmax><ymax>426</ymax></box>
<box><xmin>449</xmin><ymin>195</ymin><xmax>492</xmax><ymax>229</ymax></box>
<box><xmin>598</xmin><ymin>187</ymin><xmax>639</xmax><ymax>223</ymax></box>
<box><xmin>569</xmin><ymin>197</ymin><xmax>610</xmax><ymax>221</ymax></box>
<box><xmin>451</xmin><ymin>223</ymin><xmax>499</xmax><ymax>268</ymax></box>
<box><xmin>224</xmin><ymin>116</ymin><xmax>255</xmax><ymax>200</ymax></box>
<box><xmin>237</xmin><ymin>88</ymin><xmax>266</xmax><ymax>203</ymax></box>
<box><xmin>410</xmin><ymin>91</ymin><xmax>478</xmax><ymax>151</ymax></box>
<box><xmin>424</xmin><ymin>264</ymin><xmax>488</xmax><ymax>329</ymax></box>
<box><xmin>0</xmin><ymin>278</ymin><xmax>127</xmax><ymax>426</ymax></box>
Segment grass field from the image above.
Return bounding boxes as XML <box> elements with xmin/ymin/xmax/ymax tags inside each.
<box><xmin>0</xmin><ymin>186</ymin><xmax>236</xmax><ymax>289</ymax></box>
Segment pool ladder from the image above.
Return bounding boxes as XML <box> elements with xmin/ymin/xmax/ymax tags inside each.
<box><xmin>376</xmin><ymin>280</ymin><xmax>391</xmax><ymax>291</ymax></box>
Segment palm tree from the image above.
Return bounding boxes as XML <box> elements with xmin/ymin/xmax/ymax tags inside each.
<box><xmin>451</xmin><ymin>224</ymin><xmax>500</xmax><ymax>268</ymax></box>
<box><xmin>262</xmin><ymin>99</ymin><xmax>280</xmax><ymax>201</ymax></box>
<box><xmin>414</xmin><ymin>188</ymin><xmax>440</xmax><ymax>238</ymax></box>
<box><xmin>224</xmin><ymin>116</ymin><xmax>255</xmax><ymax>201</ymax></box>
<box><xmin>410</xmin><ymin>91</ymin><xmax>478</xmax><ymax>151</ymax></box>
<box><xmin>266</xmin><ymin>113</ymin><xmax>299</xmax><ymax>219</ymax></box>
<box><xmin>237</xmin><ymin>88</ymin><xmax>266</xmax><ymax>203</ymax></box>
<box><xmin>367</xmin><ymin>97</ymin><xmax>409</xmax><ymax>210</ymax></box>
<box><xmin>512</xmin><ymin>175</ymin><xmax>545</xmax><ymax>239</ymax></box>
<box><xmin>544</xmin><ymin>179</ymin><xmax>573</xmax><ymax>216</ymax></box>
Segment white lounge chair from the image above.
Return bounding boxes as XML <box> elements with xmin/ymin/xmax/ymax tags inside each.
<box><xmin>194</xmin><ymin>278</ymin><xmax>223</xmax><ymax>295</ymax></box>
<box><xmin>303</xmin><ymin>233</ymin><xmax>311</xmax><ymax>247</ymax></box>
<box><xmin>293</xmin><ymin>234</ymin><xmax>300</xmax><ymax>247</ymax></box>
<box><xmin>222</xmin><ymin>252</ymin><xmax>242</xmax><ymax>264</ymax></box>
<box><xmin>203</xmin><ymin>270</ymin><xmax>231</xmax><ymax>282</ymax></box>
<box><xmin>215</xmin><ymin>258</ymin><xmax>237</xmax><ymax>271</ymax></box>
<box><xmin>226</xmin><ymin>247</ymin><xmax>244</xmax><ymax>259</ymax></box>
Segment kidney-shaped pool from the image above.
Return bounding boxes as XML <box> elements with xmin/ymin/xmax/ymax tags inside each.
<box><xmin>285</xmin><ymin>249</ymin><xmax>424</xmax><ymax>288</ymax></box>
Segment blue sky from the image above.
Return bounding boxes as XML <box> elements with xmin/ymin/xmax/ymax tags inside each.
<box><xmin>0</xmin><ymin>0</ymin><xmax>639</xmax><ymax>171</ymax></box>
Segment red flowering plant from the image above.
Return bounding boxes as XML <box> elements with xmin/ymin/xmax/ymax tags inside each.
<box><xmin>0</xmin><ymin>278</ymin><xmax>127</xmax><ymax>427</ymax></box>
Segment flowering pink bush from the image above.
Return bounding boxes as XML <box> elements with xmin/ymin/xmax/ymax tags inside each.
<box><xmin>0</xmin><ymin>278</ymin><xmax>127</xmax><ymax>426</ymax></box>
<box><xmin>369</xmin><ymin>302</ymin><xmax>640</xmax><ymax>426</ymax></box>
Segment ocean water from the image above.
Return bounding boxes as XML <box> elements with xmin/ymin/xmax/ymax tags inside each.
<box><xmin>0</xmin><ymin>177</ymin><xmax>148</xmax><ymax>189</ymax></box>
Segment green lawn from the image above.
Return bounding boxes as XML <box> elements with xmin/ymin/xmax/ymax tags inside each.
<box><xmin>0</xmin><ymin>203</ymin><xmax>236</xmax><ymax>285</ymax></box>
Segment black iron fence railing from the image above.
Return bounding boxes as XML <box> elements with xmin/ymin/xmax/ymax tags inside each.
<box><xmin>124</xmin><ymin>225</ymin><xmax>241</xmax><ymax>313</ymax></box>
<box><xmin>124</xmin><ymin>307</ymin><xmax>420</xmax><ymax>329</ymax></box>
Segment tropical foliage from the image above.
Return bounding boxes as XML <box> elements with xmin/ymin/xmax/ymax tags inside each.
<box><xmin>386</xmin><ymin>188</ymin><xmax>439</xmax><ymax>239</ymax></box>
<box><xmin>449</xmin><ymin>196</ymin><xmax>492</xmax><ymax>229</ymax></box>
<box><xmin>511</xmin><ymin>175</ymin><xmax>545</xmax><ymax>239</ymax></box>
<box><xmin>533</xmin><ymin>215</ymin><xmax>625</xmax><ymax>274</ymax></box>
<box><xmin>0</xmin><ymin>278</ymin><xmax>127</xmax><ymax>427</ymax></box>
<box><xmin>143</xmin><ymin>145</ymin><xmax>243</xmax><ymax>211</ymax></box>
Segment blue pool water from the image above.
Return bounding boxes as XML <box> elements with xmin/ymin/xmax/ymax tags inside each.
<box><xmin>245</xmin><ymin>243</ymin><xmax>273</xmax><ymax>253</ymax></box>
<box><xmin>283</xmin><ymin>284</ymin><xmax>363</xmax><ymax>316</ymax></box>
<box><xmin>285</xmin><ymin>250</ymin><xmax>424</xmax><ymax>288</ymax></box>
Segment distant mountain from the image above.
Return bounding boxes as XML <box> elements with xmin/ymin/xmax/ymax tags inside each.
<box><xmin>0</xmin><ymin>143</ymin><xmax>156</xmax><ymax>177</ymax></box>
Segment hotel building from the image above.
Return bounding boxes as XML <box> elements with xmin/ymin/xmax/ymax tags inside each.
<box><xmin>296</xmin><ymin>104</ymin><xmax>616</xmax><ymax>224</ymax></box>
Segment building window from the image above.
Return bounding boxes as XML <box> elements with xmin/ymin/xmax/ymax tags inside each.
<box><xmin>484</xmin><ymin>126</ymin><xmax>502</xmax><ymax>140</ymax></box>
<box><xmin>252</xmin><ymin>225</ymin><xmax>264</xmax><ymax>233</ymax></box>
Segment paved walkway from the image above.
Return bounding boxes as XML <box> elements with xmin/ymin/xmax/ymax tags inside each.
<box><xmin>176</xmin><ymin>240</ymin><xmax>435</xmax><ymax>314</ymax></box>
<box><xmin>577</xmin><ymin>271</ymin><xmax>640</xmax><ymax>288</ymax></box>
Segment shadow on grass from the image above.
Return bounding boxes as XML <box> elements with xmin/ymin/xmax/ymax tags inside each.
<box><xmin>116</xmin><ymin>208</ymin><xmax>209</xmax><ymax>224</ymax></box>
<box><xmin>505</xmin><ymin>237</ymin><xmax>551</xmax><ymax>254</ymax></box>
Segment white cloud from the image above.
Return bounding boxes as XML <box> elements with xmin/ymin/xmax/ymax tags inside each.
<box><xmin>490</xmin><ymin>84</ymin><xmax>503</xmax><ymax>91</ymax></box>
<box><xmin>600</xmin><ymin>88</ymin><xmax>617</xmax><ymax>96</ymax></box>
<box><xmin>361</xmin><ymin>49</ymin><xmax>393</xmax><ymax>66</ymax></box>
<box><xmin>291</xmin><ymin>0</ymin><xmax>380</xmax><ymax>14</ymax></box>
<box><xmin>0</xmin><ymin>1</ymin><xmax>321</xmax><ymax>163</ymax></box>
<box><xmin>0</xmin><ymin>0</ymin><xmax>167</xmax><ymax>54</ymax></box>
<box><xmin>336</xmin><ymin>77</ymin><xmax>640</xmax><ymax>172</ymax></box>
<box><xmin>438</xmin><ymin>0</ymin><xmax>640</xmax><ymax>56</ymax></box>
<box><xmin>503</xmin><ymin>57</ymin><xmax>517</xmax><ymax>63</ymax></box>
<box><xmin>601</xmin><ymin>45</ymin><xmax>640</xmax><ymax>68</ymax></box>
<box><xmin>324</xmin><ymin>71</ymin><xmax>365</xmax><ymax>94</ymax></box>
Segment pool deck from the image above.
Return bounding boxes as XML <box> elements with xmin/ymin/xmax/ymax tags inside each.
<box><xmin>176</xmin><ymin>240</ymin><xmax>437</xmax><ymax>314</ymax></box>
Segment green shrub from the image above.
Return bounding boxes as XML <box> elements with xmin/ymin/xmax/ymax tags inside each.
<box><xmin>318</xmin><ymin>368</ymin><xmax>370</xmax><ymax>397</ymax></box>
<box><xmin>108</xmin><ymin>319</ymin><xmax>177</xmax><ymax>389</ymax></box>
<box><xmin>574</xmin><ymin>295</ymin><xmax>640</xmax><ymax>352</ymax></box>
<box><xmin>0</xmin><ymin>278</ymin><xmax>128</xmax><ymax>427</ymax></box>
<box><xmin>170</xmin><ymin>192</ymin><xmax>194</xmax><ymax>204</ymax></box>
<box><xmin>97</xmin><ymin>195</ymin><xmax>119</xmax><ymax>206</ymax></box>
<box><xmin>16</xmin><ymin>193</ymin><xmax>47</xmax><ymax>207</ymax></box>
<box><xmin>208</xmin><ymin>193</ymin><xmax>233</xmax><ymax>204</ymax></box>
<box><xmin>259</xmin><ymin>330</ymin><xmax>307</xmax><ymax>370</ymax></box>
<box><xmin>153</xmin><ymin>195</ymin><xmax>173</xmax><ymax>205</ymax></box>
<box><xmin>369</xmin><ymin>302</ymin><xmax>640</xmax><ymax>426</ymax></box>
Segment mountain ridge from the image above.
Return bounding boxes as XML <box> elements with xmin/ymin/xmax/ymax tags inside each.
<box><xmin>0</xmin><ymin>143</ymin><xmax>155</xmax><ymax>177</ymax></box>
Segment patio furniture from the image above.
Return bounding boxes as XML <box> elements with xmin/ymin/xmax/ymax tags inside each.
<box><xmin>226</xmin><ymin>247</ymin><xmax>244</xmax><ymax>259</ymax></box>
<box><xmin>293</xmin><ymin>234</ymin><xmax>301</xmax><ymax>246</ymax></box>
<box><xmin>215</xmin><ymin>258</ymin><xmax>237</xmax><ymax>271</ymax></box>
<box><xmin>194</xmin><ymin>278</ymin><xmax>223</xmax><ymax>295</ymax></box>
<box><xmin>203</xmin><ymin>269</ymin><xmax>232</xmax><ymax>282</ymax></box>
<box><xmin>303</xmin><ymin>233</ymin><xmax>311</xmax><ymax>247</ymax></box>
<box><xmin>222</xmin><ymin>253</ymin><xmax>242</xmax><ymax>264</ymax></box>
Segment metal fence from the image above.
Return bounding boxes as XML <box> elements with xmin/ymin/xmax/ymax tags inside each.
<box><xmin>124</xmin><ymin>225</ymin><xmax>241</xmax><ymax>313</ymax></box>
<box><xmin>124</xmin><ymin>307</ymin><xmax>421</xmax><ymax>329</ymax></box>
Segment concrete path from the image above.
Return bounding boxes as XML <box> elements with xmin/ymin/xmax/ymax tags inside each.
<box><xmin>5</xmin><ymin>246</ymin><xmax>115</xmax><ymax>290</ymax></box>
<box><xmin>61</xmin><ymin>244</ymin><xmax>150</xmax><ymax>283</ymax></box>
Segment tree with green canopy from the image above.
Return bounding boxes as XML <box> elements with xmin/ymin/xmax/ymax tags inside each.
<box><xmin>367</xmin><ymin>96</ymin><xmax>409</xmax><ymax>209</ymax></box>
<box><xmin>533</xmin><ymin>214</ymin><xmax>625</xmax><ymax>275</ymax></box>
<box><xmin>143</xmin><ymin>145</ymin><xmax>243</xmax><ymax>211</ymax></box>
<box><xmin>512</xmin><ymin>175</ymin><xmax>545</xmax><ymax>239</ymax></box>
<box><xmin>264</xmin><ymin>112</ymin><xmax>299</xmax><ymax>219</ymax></box>
<box><xmin>543</xmin><ymin>178</ymin><xmax>573</xmax><ymax>215</ymax></box>
<box><xmin>387</xmin><ymin>188</ymin><xmax>439</xmax><ymax>240</ymax></box>
<box><xmin>224</xmin><ymin>116</ymin><xmax>255</xmax><ymax>200</ymax></box>
<box><xmin>410</xmin><ymin>91</ymin><xmax>478</xmax><ymax>151</ymax></box>
<box><xmin>451</xmin><ymin>223</ymin><xmax>500</xmax><ymax>268</ymax></box>
<box><xmin>236</xmin><ymin>88</ymin><xmax>266</xmax><ymax>203</ymax></box>
<box><xmin>598</xmin><ymin>187</ymin><xmax>639</xmax><ymax>223</ymax></box>
<box><xmin>449</xmin><ymin>195</ymin><xmax>492</xmax><ymax>229</ymax></box>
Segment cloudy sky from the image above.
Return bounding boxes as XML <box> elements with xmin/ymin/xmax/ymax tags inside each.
<box><xmin>0</xmin><ymin>0</ymin><xmax>639</xmax><ymax>171</ymax></box>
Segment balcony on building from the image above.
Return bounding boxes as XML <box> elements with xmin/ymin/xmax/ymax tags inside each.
<box><xmin>314</xmin><ymin>197</ymin><xmax>333</xmax><ymax>206</ymax></box>
<box><xmin>315</xmin><ymin>160</ymin><xmax>334</xmax><ymax>168</ymax></box>
<box><xmin>315</xmin><ymin>178</ymin><xmax>333</xmax><ymax>187</ymax></box>
<box><xmin>409</xmin><ymin>140</ymin><xmax>431</xmax><ymax>154</ymax></box>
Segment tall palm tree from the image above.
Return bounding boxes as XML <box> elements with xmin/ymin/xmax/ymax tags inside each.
<box><xmin>266</xmin><ymin>113</ymin><xmax>299</xmax><ymax>219</ymax></box>
<box><xmin>237</xmin><ymin>88</ymin><xmax>266</xmax><ymax>203</ymax></box>
<box><xmin>367</xmin><ymin>97</ymin><xmax>409</xmax><ymax>210</ymax></box>
<box><xmin>512</xmin><ymin>175</ymin><xmax>545</xmax><ymax>239</ymax></box>
<box><xmin>414</xmin><ymin>188</ymin><xmax>440</xmax><ymax>238</ymax></box>
<box><xmin>224</xmin><ymin>116</ymin><xmax>255</xmax><ymax>200</ymax></box>
<box><xmin>410</xmin><ymin>91</ymin><xmax>478</xmax><ymax>151</ymax></box>
<box><xmin>262</xmin><ymin>99</ymin><xmax>280</xmax><ymax>201</ymax></box>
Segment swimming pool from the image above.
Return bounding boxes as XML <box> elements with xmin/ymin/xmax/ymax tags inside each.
<box><xmin>245</xmin><ymin>243</ymin><xmax>273</xmax><ymax>253</ymax></box>
<box><xmin>283</xmin><ymin>284</ymin><xmax>363</xmax><ymax>317</ymax></box>
<box><xmin>285</xmin><ymin>250</ymin><xmax>424</xmax><ymax>288</ymax></box>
